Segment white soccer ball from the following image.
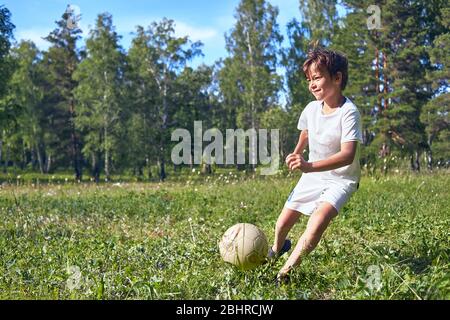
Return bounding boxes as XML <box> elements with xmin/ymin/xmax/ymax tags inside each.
<box><xmin>219</xmin><ymin>223</ymin><xmax>268</xmax><ymax>270</ymax></box>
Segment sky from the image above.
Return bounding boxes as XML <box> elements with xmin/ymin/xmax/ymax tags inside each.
<box><xmin>3</xmin><ymin>0</ymin><xmax>307</xmax><ymax>67</ymax></box>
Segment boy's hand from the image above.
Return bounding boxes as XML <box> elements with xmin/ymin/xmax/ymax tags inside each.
<box><xmin>285</xmin><ymin>153</ymin><xmax>296</xmax><ymax>167</ymax></box>
<box><xmin>285</xmin><ymin>153</ymin><xmax>312</xmax><ymax>172</ymax></box>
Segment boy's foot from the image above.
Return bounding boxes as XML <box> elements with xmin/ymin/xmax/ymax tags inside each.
<box><xmin>267</xmin><ymin>239</ymin><xmax>292</xmax><ymax>260</ymax></box>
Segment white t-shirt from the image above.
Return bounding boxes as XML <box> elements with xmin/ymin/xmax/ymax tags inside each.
<box><xmin>297</xmin><ymin>97</ymin><xmax>363</xmax><ymax>186</ymax></box>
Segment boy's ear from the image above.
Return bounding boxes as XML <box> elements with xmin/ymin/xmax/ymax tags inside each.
<box><xmin>335</xmin><ymin>72</ymin><xmax>343</xmax><ymax>85</ymax></box>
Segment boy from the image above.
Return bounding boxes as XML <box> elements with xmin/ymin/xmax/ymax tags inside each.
<box><xmin>268</xmin><ymin>48</ymin><xmax>363</xmax><ymax>282</ymax></box>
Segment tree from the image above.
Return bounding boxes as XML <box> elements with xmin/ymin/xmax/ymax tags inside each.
<box><xmin>73</xmin><ymin>13</ymin><xmax>126</xmax><ymax>182</ymax></box>
<box><xmin>2</xmin><ymin>41</ymin><xmax>46</xmax><ymax>172</ymax></box>
<box><xmin>331</xmin><ymin>1</ymin><xmax>378</xmax><ymax>166</ymax></box>
<box><xmin>131</xmin><ymin>18</ymin><xmax>202</xmax><ymax>181</ymax></box>
<box><xmin>219</xmin><ymin>0</ymin><xmax>283</xmax><ymax>170</ymax></box>
<box><xmin>41</xmin><ymin>6</ymin><xmax>83</xmax><ymax>179</ymax></box>
<box><xmin>173</xmin><ymin>64</ymin><xmax>216</xmax><ymax>173</ymax></box>
<box><xmin>375</xmin><ymin>0</ymin><xmax>448</xmax><ymax>171</ymax></box>
<box><xmin>420</xmin><ymin>6</ymin><xmax>449</xmax><ymax>168</ymax></box>
<box><xmin>0</xmin><ymin>5</ymin><xmax>15</xmax><ymax>99</ymax></box>
<box><xmin>222</xmin><ymin>0</ymin><xmax>282</xmax><ymax>129</ymax></box>
<box><xmin>299</xmin><ymin>0</ymin><xmax>339</xmax><ymax>46</ymax></box>
<box><xmin>283</xmin><ymin>0</ymin><xmax>341</xmax><ymax>108</ymax></box>
<box><xmin>126</xmin><ymin>26</ymin><xmax>163</xmax><ymax>179</ymax></box>
<box><xmin>338</xmin><ymin>0</ymin><xmax>448</xmax><ymax>171</ymax></box>
<box><xmin>0</xmin><ymin>5</ymin><xmax>15</xmax><ymax>168</ymax></box>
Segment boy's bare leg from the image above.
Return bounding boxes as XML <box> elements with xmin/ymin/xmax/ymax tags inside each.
<box><xmin>278</xmin><ymin>202</ymin><xmax>338</xmax><ymax>277</ymax></box>
<box><xmin>272</xmin><ymin>207</ymin><xmax>301</xmax><ymax>253</ymax></box>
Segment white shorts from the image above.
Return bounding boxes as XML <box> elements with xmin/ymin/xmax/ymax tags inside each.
<box><xmin>284</xmin><ymin>172</ymin><xmax>358</xmax><ymax>216</ymax></box>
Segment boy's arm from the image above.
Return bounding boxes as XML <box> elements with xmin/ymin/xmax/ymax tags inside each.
<box><xmin>286</xmin><ymin>130</ymin><xmax>308</xmax><ymax>167</ymax></box>
<box><xmin>287</xmin><ymin>141</ymin><xmax>358</xmax><ymax>172</ymax></box>
<box><xmin>293</xmin><ymin>130</ymin><xmax>308</xmax><ymax>155</ymax></box>
<box><xmin>307</xmin><ymin>141</ymin><xmax>357</xmax><ymax>172</ymax></box>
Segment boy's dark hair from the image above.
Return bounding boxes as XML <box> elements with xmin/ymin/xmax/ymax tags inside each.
<box><xmin>302</xmin><ymin>48</ymin><xmax>349</xmax><ymax>90</ymax></box>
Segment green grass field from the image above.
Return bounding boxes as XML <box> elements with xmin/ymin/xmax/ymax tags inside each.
<box><xmin>0</xmin><ymin>171</ymin><xmax>448</xmax><ymax>299</ymax></box>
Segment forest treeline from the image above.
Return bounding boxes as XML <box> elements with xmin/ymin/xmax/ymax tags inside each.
<box><xmin>0</xmin><ymin>0</ymin><xmax>448</xmax><ymax>181</ymax></box>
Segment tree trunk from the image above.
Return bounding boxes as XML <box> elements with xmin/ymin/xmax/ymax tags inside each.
<box><xmin>105</xmin><ymin>149</ymin><xmax>109</xmax><ymax>182</ymax></box>
<box><xmin>159</xmin><ymin>157</ymin><xmax>166</xmax><ymax>182</ymax></box>
<box><xmin>92</xmin><ymin>153</ymin><xmax>100</xmax><ymax>183</ymax></box>
<box><xmin>146</xmin><ymin>157</ymin><xmax>152</xmax><ymax>180</ymax></box>
<box><xmin>36</xmin><ymin>143</ymin><xmax>44</xmax><ymax>174</ymax></box>
<box><xmin>415</xmin><ymin>150</ymin><xmax>420</xmax><ymax>172</ymax></box>
<box><xmin>159</xmin><ymin>77</ymin><xmax>168</xmax><ymax>182</ymax></box>
<box><xmin>383</xmin><ymin>52</ymin><xmax>389</xmax><ymax>110</ymax></box>
<box><xmin>148</xmin><ymin>166</ymin><xmax>152</xmax><ymax>180</ymax></box>
<box><xmin>46</xmin><ymin>154</ymin><xmax>52</xmax><ymax>173</ymax></box>
<box><xmin>247</xmin><ymin>30</ymin><xmax>257</xmax><ymax>172</ymax></box>
<box><xmin>69</xmin><ymin>98</ymin><xmax>82</xmax><ymax>181</ymax></box>
<box><xmin>4</xmin><ymin>145</ymin><xmax>10</xmax><ymax>173</ymax></box>
<box><xmin>410</xmin><ymin>150</ymin><xmax>420</xmax><ymax>172</ymax></box>
<box><xmin>21</xmin><ymin>144</ymin><xmax>26</xmax><ymax>170</ymax></box>
<box><xmin>104</xmin><ymin>123</ymin><xmax>110</xmax><ymax>182</ymax></box>
<box><xmin>426</xmin><ymin>137</ymin><xmax>433</xmax><ymax>170</ymax></box>
<box><xmin>202</xmin><ymin>163</ymin><xmax>212</xmax><ymax>175</ymax></box>
<box><xmin>31</xmin><ymin>148</ymin><xmax>36</xmax><ymax>171</ymax></box>
<box><xmin>426</xmin><ymin>149</ymin><xmax>432</xmax><ymax>171</ymax></box>
<box><xmin>375</xmin><ymin>47</ymin><xmax>381</xmax><ymax>112</ymax></box>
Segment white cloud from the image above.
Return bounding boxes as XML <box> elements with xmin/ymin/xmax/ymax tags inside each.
<box><xmin>14</xmin><ymin>17</ymin><xmax>220</xmax><ymax>52</ymax></box>
<box><xmin>14</xmin><ymin>20</ymin><xmax>90</xmax><ymax>51</ymax></box>
<box><xmin>173</xmin><ymin>21</ymin><xmax>218</xmax><ymax>42</ymax></box>
<box><xmin>15</xmin><ymin>28</ymin><xmax>52</xmax><ymax>50</ymax></box>
<box><xmin>112</xmin><ymin>16</ymin><xmax>219</xmax><ymax>42</ymax></box>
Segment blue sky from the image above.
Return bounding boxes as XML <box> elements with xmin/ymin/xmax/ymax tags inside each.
<box><xmin>3</xmin><ymin>0</ymin><xmax>308</xmax><ymax>67</ymax></box>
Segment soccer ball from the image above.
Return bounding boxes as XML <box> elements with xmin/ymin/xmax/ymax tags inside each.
<box><xmin>219</xmin><ymin>223</ymin><xmax>268</xmax><ymax>270</ymax></box>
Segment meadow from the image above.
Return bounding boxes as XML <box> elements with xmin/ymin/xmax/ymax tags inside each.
<box><xmin>0</xmin><ymin>170</ymin><xmax>448</xmax><ymax>299</ymax></box>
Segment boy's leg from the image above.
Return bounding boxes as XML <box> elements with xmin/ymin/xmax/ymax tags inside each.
<box><xmin>272</xmin><ymin>207</ymin><xmax>301</xmax><ymax>253</ymax></box>
<box><xmin>278</xmin><ymin>202</ymin><xmax>338</xmax><ymax>276</ymax></box>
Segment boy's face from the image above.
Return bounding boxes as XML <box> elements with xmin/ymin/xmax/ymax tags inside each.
<box><xmin>305</xmin><ymin>63</ymin><xmax>342</xmax><ymax>101</ymax></box>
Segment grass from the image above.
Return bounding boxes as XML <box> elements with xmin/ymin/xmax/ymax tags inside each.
<box><xmin>0</xmin><ymin>170</ymin><xmax>448</xmax><ymax>299</ymax></box>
